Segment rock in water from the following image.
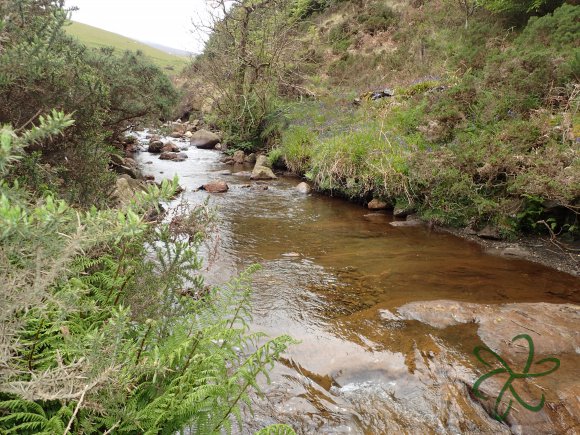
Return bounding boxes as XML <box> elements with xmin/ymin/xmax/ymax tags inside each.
<box><xmin>254</xmin><ymin>155</ymin><xmax>272</xmax><ymax>168</ymax></box>
<box><xmin>159</xmin><ymin>152</ymin><xmax>188</xmax><ymax>162</ymax></box>
<box><xmin>202</xmin><ymin>180</ymin><xmax>229</xmax><ymax>193</ymax></box>
<box><xmin>251</xmin><ymin>166</ymin><xmax>277</xmax><ymax>180</ymax></box>
<box><xmin>148</xmin><ymin>140</ymin><xmax>164</xmax><ymax>153</ymax></box>
<box><xmin>296</xmin><ymin>182</ymin><xmax>311</xmax><ymax>194</ymax></box>
<box><xmin>367</xmin><ymin>198</ymin><xmax>388</xmax><ymax>210</ymax></box>
<box><xmin>161</xmin><ymin>142</ymin><xmax>180</xmax><ymax>153</ymax></box>
<box><xmin>191</xmin><ymin>129</ymin><xmax>220</xmax><ymax>149</ymax></box>
<box><xmin>250</xmin><ymin>155</ymin><xmax>277</xmax><ymax>180</ymax></box>
<box><xmin>393</xmin><ymin>204</ymin><xmax>415</xmax><ymax>218</ymax></box>
<box><xmin>233</xmin><ymin>150</ymin><xmax>245</xmax><ymax>164</ymax></box>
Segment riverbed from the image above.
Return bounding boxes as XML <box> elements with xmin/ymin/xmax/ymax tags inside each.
<box><xmin>134</xmin><ymin>132</ymin><xmax>579</xmax><ymax>434</ymax></box>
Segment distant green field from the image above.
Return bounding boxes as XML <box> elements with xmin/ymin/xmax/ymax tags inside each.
<box><xmin>65</xmin><ymin>21</ymin><xmax>189</xmax><ymax>72</ymax></box>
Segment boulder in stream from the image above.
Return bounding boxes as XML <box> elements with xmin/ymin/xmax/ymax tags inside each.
<box><xmin>191</xmin><ymin>129</ymin><xmax>220</xmax><ymax>149</ymax></box>
<box><xmin>148</xmin><ymin>140</ymin><xmax>164</xmax><ymax>153</ymax></box>
<box><xmin>296</xmin><ymin>182</ymin><xmax>312</xmax><ymax>194</ymax></box>
<box><xmin>367</xmin><ymin>198</ymin><xmax>389</xmax><ymax>210</ymax></box>
<box><xmin>159</xmin><ymin>152</ymin><xmax>188</xmax><ymax>162</ymax></box>
<box><xmin>251</xmin><ymin>155</ymin><xmax>277</xmax><ymax>180</ymax></box>
<box><xmin>233</xmin><ymin>150</ymin><xmax>245</xmax><ymax>165</ymax></box>
<box><xmin>201</xmin><ymin>180</ymin><xmax>229</xmax><ymax>193</ymax></box>
<box><xmin>161</xmin><ymin>142</ymin><xmax>180</xmax><ymax>153</ymax></box>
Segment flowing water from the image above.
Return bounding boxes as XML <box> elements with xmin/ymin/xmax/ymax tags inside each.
<box><xmin>135</xmin><ymin>133</ymin><xmax>579</xmax><ymax>434</ymax></box>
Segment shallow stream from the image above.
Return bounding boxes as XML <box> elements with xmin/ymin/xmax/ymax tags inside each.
<box><xmin>135</xmin><ymin>132</ymin><xmax>579</xmax><ymax>434</ymax></box>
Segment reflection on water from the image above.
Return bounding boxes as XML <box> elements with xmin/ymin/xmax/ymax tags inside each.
<box><xmin>135</xmin><ymin>132</ymin><xmax>579</xmax><ymax>434</ymax></box>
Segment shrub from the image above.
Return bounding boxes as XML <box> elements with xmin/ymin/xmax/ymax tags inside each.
<box><xmin>291</xmin><ymin>0</ymin><xmax>330</xmax><ymax>19</ymax></box>
<box><xmin>0</xmin><ymin>1</ymin><xmax>178</xmax><ymax>205</ymax></box>
<box><xmin>328</xmin><ymin>21</ymin><xmax>353</xmax><ymax>53</ymax></box>
<box><xmin>357</xmin><ymin>3</ymin><xmax>397</xmax><ymax>35</ymax></box>
<box><xmin>0</xmin><ymin>116</ymin><xmax>293</xmax><ymax>434</ymax></box>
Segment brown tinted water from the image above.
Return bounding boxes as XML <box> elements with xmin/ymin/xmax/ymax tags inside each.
<box><xmin>136</xmin><ymin>133</ymin><xmax>580</xmax><ymax>434</ymax></box>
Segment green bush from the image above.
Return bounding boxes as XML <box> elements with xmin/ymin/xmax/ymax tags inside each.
<box><xmin>0</xmin><ymin>116</ymin><xmax>293</xmax><ymax>434</ymax></box>
<box><xmin>357</xmin><ymin>3</ymin><xmax>397</xmax><ymax>35</ymax></box>
<box><xmin>479</xmin><ymin>0</ymin><xmax>565</xmax><ymax>17</ymax></box>
<box><xmin>280</xmin><ymin>125</ymin><xmax>316</xmax><ymax>173</ymax></box>
<box><xmin>291</xmin><ymin>0</ymin><xmax>329</xmax><ymax>19</ymax></box>
<box><xmin>0</xmin><ymin>1</ymin><xmax>178</xmax><ymax>205</ymax></box>
<box><xmin>328</xmin><ymin>21</ymin><xmax>352</xmax><ymax>53</ymax></box>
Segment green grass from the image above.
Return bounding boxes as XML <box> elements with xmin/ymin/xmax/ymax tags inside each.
<box><xmin>65</xmin><ymin>21</ymin><xmax>189</xmax><ymax>72</ymax></box>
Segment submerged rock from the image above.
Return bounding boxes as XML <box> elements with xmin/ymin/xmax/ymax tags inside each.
<box><xmin>389</xmin><ymin>219</ymin><xmax>422</xmax><ymax>227</ymax></box>
<box><xmin>396</xmin><ymin>300</ymin><xmax>580</xmax><ymax>358</ymax></box>
<box><xmin>391</xmin><ymin>300</ymin><xmax>580</xmax><ymax>433</ymax></box>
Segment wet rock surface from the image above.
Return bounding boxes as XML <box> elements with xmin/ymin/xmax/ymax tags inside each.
<box><xmin>394</xmin><ymin>300</ymin><xmax>580</xmax><ymax>433</ymax></box>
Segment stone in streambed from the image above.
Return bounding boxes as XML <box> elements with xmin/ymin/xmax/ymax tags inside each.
<box><xmin>148</xmin><ymin>140</ymin><xmax>164</xmax><ymax>153</ymax></box>
<box><xmin>296</xmin><ymin>182</ymin><xmax>312</xmax><ymax>194</ymax></box>
<box><xmin>201</xmin><ymin>180</ymin><xmax>229</xmax><ymax>193</ymax></box>
<box><xmin>233</xmin><ymin>150</ymin><xmax>245</xmax><ymax>165</ymax></box>
<box><xmin>161</xmin><ymin>142</ymin><xmax>180</xmax><ymax>153</ymax></box>
<box><xmin>250</xmin><ymin>155</ymin><xmax>277</xmax><ymax>180</ymax></box>
<box><xmin>191</xmin><ymin>129</ymin><xmax>220</xmax><ymax>149</ymax></box>
<box><xmin>367</xmin><ymin>198</ymin><xmax>389</xmax><ymax>210</ymax></box>
<box><xmin>159</xmin><ymin>152</ymin><xmax>188</xmax><ymax>162</ymax></box>
<box><xmin>244</xmin><ymin>153</ymin><xmax>257</xmax><ymax>164</ymax></box>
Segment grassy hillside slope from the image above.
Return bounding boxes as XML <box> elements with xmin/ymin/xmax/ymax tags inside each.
<box><xmin>66</xmin><ymin>21</ymin><xmax>189</xmax><ymax>72</ymax></box>
<box><xmin>188</xmin><ymin>0</ymin><xmax>579</xmax><ymax>241</ymax></box>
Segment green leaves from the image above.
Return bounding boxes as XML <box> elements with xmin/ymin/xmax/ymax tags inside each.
<box><xmin>1</xmin><ymin>125</ymin><xmax>292</xmax><ymax>433</ymax></box>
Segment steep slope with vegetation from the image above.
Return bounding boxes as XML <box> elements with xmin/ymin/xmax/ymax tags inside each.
<box><xmin>187</xmin><ymin>0</ymin><xmax>579</xmax><ymax>241</ymax></box>
<box><xmin>66</xmin><ymin>21</ymin><xmax>189</xmax><ymax>72</ymax></box>
<box><xmin>0</xmin><ymin>1</ymin><xmax>292</xmax><ymax>433</ymax></box>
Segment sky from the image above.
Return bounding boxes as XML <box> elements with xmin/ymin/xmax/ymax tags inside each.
<box><xmin>65</xmin><ymin>0</ymin><xmax>211</xmax><ymax>53</ymax></box>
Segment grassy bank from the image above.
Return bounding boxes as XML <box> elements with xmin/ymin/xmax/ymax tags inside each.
<box><xmin>267</xmin><ymin>2</ymin><xmax>579</xmax><ymax>240</ymax></box>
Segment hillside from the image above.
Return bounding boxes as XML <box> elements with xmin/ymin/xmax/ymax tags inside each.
<box><xmin>65</xmin><ymin>21</ymin><xmax>189</xmax><ymax>72</ymax></box>
<box><xmin>186</xmin><ymin>0</ymin><xmax>579</xmax><ymax>242</ymax></box>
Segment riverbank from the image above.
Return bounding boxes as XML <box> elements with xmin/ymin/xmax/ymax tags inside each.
<box><xmin>211</xmin><ymin>144</ymin><xmax>580</xmax><ymax>278</ymax></box>
<box><xmin>439</xmin><ymin>225</ymin><xmax>580</xmax><ymax>278</ymax></box>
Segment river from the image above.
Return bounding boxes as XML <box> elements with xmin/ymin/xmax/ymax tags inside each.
<box><xmin>134</xmin><ymin>131</ymin><xmax>579</xmax><ymax>434</ymax></box>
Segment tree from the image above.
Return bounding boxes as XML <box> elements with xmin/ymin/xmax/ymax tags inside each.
<box><xmin>191</xmin><ymin>0</ymin><xmax>306</xmax><ymax>147</ymax></box>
